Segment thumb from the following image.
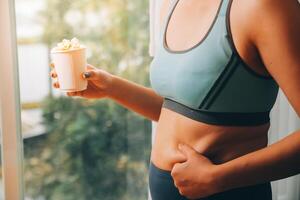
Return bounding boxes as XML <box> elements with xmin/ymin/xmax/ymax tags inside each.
<box><xmin>82</xmin><ymin>70</ymin><xmax>98</xmax><ymax>80</ymax></box>
<box><xmin>178</xmin><ymin>144</ymin><xmax>197</xmax><ymax>159</ymax></box>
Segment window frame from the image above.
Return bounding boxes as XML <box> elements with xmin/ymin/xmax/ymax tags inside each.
<box><xmin>0</xmin><ymin>0</ymin><xmax>25</xmax><ymax>199</ymax></box>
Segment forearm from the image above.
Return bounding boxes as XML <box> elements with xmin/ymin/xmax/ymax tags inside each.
<box><xmin>218</xmin><ymin>129</ymin><xmax>300</xmax><ymax>191</ymax></box>
<box><xmin>107</xmin><ymin>75</ymin><xmax>163</xmax><ymax>122</ymax></box>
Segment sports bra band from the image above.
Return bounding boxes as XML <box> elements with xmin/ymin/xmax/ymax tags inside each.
<box><xmin>162</xmin><ymin>98</ymin><xmax>271</xmax><ymax>126</ymax></box>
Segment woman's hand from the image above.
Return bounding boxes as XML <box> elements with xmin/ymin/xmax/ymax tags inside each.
<box><xmin>50</xmin><ymin>63</ymin><xmax>114</xmax><ymax>99</ymax></box>
<box><xmin>171</xmin><ymin>144</ymin><xmax>222</xmax><ymax>199</ymax></box>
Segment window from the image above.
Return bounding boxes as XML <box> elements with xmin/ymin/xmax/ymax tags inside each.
<box><xmin>13</xmin><ymin>0</ymin><xmax>152</xmax><ymax>199</ymax></box>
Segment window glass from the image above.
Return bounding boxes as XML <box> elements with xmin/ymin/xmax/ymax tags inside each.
<box><xmin>15</xmin><ymin>0</ymin><xmax>151</xmax><ymax>199</ymax></box>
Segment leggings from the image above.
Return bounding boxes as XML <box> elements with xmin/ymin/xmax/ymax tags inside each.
<box><xmin>149</xmin><ymin>161</ymin><xmax>272</xmax><ymax>200</ymax></box>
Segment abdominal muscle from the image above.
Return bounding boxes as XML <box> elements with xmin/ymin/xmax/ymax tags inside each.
<box><xmin>150</xmin><ymin>108</ymin><xmax>270</xmax><ymax>171</ymax></box>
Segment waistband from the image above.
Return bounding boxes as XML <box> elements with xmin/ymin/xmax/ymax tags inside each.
<box><xmin>149</xmin><ymin>161</ymin><xmax>272</xmax><ymax>200</ymax></box>
<box><xmin>162</xmin><ymin>98</ymin><xmax>270</xmax><ymax>126</ymax></box>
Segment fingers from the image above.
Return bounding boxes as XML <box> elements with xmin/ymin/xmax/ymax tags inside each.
<box><xmin>50</xmin><ymin>67</ymin><xmax>59</xmax><ymax>89</ymax></box>
<box><xmin>82</xmin><ymin>70</ymin><xmax>98</xmax><ymax>80</ymax></box>
<box><xmin>66</xmin><ymin>91</ymin><xmax>83</xmax><ymax>97</ymax></box>
<box><xmin>171</xmin><ymin>162</ymin><xmax>185</xmax><ymax>179</ymax></box>
<box><xmin>53</xmin><ymin>82</ymin><xmax>60</xmax><ymax>88</ymax></box>
<box><xmin>178</xmin><ymin>144</ymin><xmax>197</xmax><ymax>159</ymax></box>
<box><xmin>50</xmin><ymin>70</ymin><xmax>57</xmax><ymax>78</ymax></box>
<box><xmin>50</xmin><ymin>62</ymin><xmax>55</xmax><ymax>68</ymax></box>
<box><xmin>50</xmin><ymin>63</ymin><xmax>58</xmax><ymax>88</ymax></box>
<box><xmin>171</xmin><ymin>163</ymin><xmax>182</xmax><ymax>177</ymax></box>
<box><xmin>67</xmin><ymin>92</ymin><xmax>75</xmax><ymax>96</ymax></box>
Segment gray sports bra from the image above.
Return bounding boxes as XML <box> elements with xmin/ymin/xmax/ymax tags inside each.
<box><xmin>149</xmin><ymin>0</ymin><xmax>279</xmax><ymax>126</ymax></box>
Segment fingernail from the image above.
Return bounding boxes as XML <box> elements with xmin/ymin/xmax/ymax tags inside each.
<box><xmin>83</xmin><ymin>72</ymin><xmax>91</xmax><ymax>78</ymax></box>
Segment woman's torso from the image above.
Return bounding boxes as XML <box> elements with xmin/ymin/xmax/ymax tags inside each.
<box><xmin>151</xmin><ymin>108</ymin><xmax>270</xmax><ymax>169</ymax></box>
<box><xmin>150</xmin><ymin>0</ymin><xmax>278</xmax><ymax>170</ymax></box>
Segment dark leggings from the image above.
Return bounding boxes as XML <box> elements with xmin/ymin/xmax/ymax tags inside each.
<box><xmin>149</xmin><ymin>161</ymin><xmax>272</xmax><ymax>200</ymax></box>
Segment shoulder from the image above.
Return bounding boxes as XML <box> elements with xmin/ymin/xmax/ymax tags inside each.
<box><xmin>233</xmin><ymin>0</ymin><xmax>298</xmax><ymax>13</ymax></box>
<box><xmin>234</xmin><ymin>0</ymin><xmax>300</xmax><ymax>116</ymax></box>
<box><xmin>231</xmin><ymin>0</ymin><xmax>300</xmax><ymax>37</ymax></box>
<box><xmin>230</xmin><ymin>0</ymin><xmax>300</xmax><ymax>66</ymax></box>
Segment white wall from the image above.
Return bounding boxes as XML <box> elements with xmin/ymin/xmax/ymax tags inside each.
<box><xmin>269</xmin><ymin>90</ymin><xmax>300</xmax><ymax>200</ymax></box>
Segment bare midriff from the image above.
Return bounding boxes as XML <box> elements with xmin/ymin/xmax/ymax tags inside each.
<box><xmin>150</xmin><ymin>108</ymin><xmax>270</xmax><ymax>170</ymax></box>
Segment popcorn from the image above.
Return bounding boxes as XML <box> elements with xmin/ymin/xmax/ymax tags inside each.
<box><xmin>54</xmin><ymin>37</ymin><xmax>83</xmax><ymax>51</ymax></box>
<box><xmin>71</xmin><ymin>38</ymin><xmax>80</xmax><ymax>48</ymax></box>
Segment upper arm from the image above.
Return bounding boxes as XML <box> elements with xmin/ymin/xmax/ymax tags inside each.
<box><xmin>249</xmin><ymin>0</ymin><xmax>300</xmax><ymax>116</ymax></box>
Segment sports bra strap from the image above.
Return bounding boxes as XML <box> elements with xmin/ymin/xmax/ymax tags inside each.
<box><xmin>218</xmin><ymin>0</ymin><xmax>230</xmax><ymax>17</ymax></box>
<box><xmin>160</xmin><ymin>0</ymin><xmax>178</xmax><ymax>38</ymax></box>
<box><xmin>161</xmin><ymin>0</ymin><xmax>231</xmax><ymax>38</ymax></box>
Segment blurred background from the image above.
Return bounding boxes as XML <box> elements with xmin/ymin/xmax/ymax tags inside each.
<box><xmin>13</xmin><ymin>0</ymin><xmax>152</xmax><ymax>199</ymax></box>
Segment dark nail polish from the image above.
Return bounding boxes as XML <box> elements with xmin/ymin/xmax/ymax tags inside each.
<box><xmin>84</xmin><ymin>72</ymin><xmax>91</xmax><ymax>78</ymax></box>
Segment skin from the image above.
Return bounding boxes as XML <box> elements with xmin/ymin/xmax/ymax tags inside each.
<box><xmin>50</xmin><ymin>0</ymin><xmax>300</xmax><ymax>199</ymax></box>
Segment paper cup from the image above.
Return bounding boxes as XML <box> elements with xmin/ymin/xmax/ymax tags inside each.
<box><xmin>51</xmin><ymin>47</ymin><xmax>87</xmax><ymax>92</ymax></box>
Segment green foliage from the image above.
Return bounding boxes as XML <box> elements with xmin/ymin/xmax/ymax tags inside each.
<box><xmin>40</xmin><ymin>0</ymin><xmax>151</xmax><ymax>83</ymax></box>
<box><xmin>24</xmin><ymin>0</ymin><xmax>152</xmax><ymax>199</ymax></box>
<box><xmin>24</xmin><ymin>97</ymin><xmax>151</xmax><ymax>200</ymax></box>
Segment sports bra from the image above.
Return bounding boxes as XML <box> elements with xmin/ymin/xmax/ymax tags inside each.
<box><xmin>149</xmin><ymin>0</ymin><xmax>279</xmax><ymax>126</ymax></box>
